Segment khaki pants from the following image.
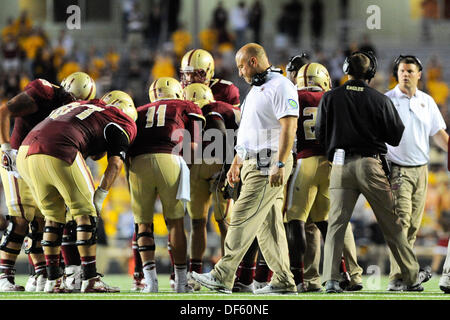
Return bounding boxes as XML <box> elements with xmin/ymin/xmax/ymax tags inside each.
<box><xmin>388</xmin><ymin>164</ymin><xmax>428</xmax><ymax>281</ymax></box>
<box><xmin>212</xmin><ymin>156</ymin><xmax>295</xmax><ymax>290</ymax></box>
<box><xmin>303</xmin><ymin>221</ymin><xmax>322</xmax><ymax>289</ymax></box>
<box><xmin>322</xmin><ymin>155</ymin><xmax>419</xmax><ymax>286</ymax></box>
<box><xmin>303</xmin><ymin>220</ymin><xmax>363</xmax><ymax>288</ymax></box>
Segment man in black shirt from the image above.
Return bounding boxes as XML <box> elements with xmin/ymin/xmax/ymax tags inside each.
<box><xmin>316</xmin><ymin>51</ymin><xmax>432</xmax><ymax>293</ymax></box>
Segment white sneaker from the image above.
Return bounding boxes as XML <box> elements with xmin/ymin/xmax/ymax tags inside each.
<box><xmin>232</xmin><ymin>281</ymin><xmax>255</xmax><ymax>293</ymax></box>
<box><xmin>0</xmin><ymin>273</ymin><xmax>24</xmax><ymax>292</ymax></box>
<box><xmin>439</xmin><ymin>273</ymin><xmax>450</xmax><ymax>293</ymax></box>
<box><xmin>65</xmin><ymin>265</ymin><xmax>82</xmax><ymax>292</ymax></box>
<box><xmin>191</xmin><ymin>271</ymin><xmax>231</xmax><ymax>294</ymax></box>
<box><xmin>387</xmin><ymin>279</ymin><xmax>406</xmax><ymax>291</ymax></box>
<box><xmin>25</xmin><ymin>272</ymin><xmax>47</xmax><ymax>292</ymax></box>
<box><xmin>44</xmin><ymin>277</ymin><xmax>71</xmax><ymax>293</ymax></box>
<box><xmin>36</xmin><ymin>273</ymin><xmax>47</xmax><ymax>292</ymax></box>
<box><xmin>142</xmin><ymin>278</ymin><xmax>158</xmax><ymax>293</ymax></box>
<box><xmin>81</xmin><ymin>274</ymin><xmax>120</xmax><ymax>293</ymax></box>
<box><xmin>187</xmin><ymin>272</ymin><xmax>202</xmax><ymax>291</ymax></box>
<box><xmin>254</xmin><ymin>283</ymin><xmax>298</xmax><ymax>295</ymax></box>
<box><xmin>253</xmin><ymin>280</ymin><xmax>267</xmax><ymax>290</ymax></box>
<box><xmin>25</xmin><ymin>275</ymin><xmax>37</xmax><ymax>292</ymax></box>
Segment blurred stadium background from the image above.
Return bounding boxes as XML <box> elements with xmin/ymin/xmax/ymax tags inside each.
<box><xmin>0</xmin><ymin>0</ymin><xmax>449</xmax><ymax>281</ymax></box>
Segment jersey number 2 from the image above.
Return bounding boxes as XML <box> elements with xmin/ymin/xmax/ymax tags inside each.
<box><xmin>303</xmin><ymin>107</ymin><xmax>317</xmax><ymax>140</ymax></box>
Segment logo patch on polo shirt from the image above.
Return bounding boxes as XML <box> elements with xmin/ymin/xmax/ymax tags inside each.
<box><xmin>288</xmin><ymin>99</ymin><xmax>298</xmax><ymax>109</ymax></box>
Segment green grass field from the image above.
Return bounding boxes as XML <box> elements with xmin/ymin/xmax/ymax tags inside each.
<box><xmin>0</xmin><ymin>274</ymin><xmax>449</xmax><ymax>300</ymax></box>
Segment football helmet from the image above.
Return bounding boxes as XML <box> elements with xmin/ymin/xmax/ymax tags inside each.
<box><xmin>61</xmin><ymin>72</ymin><xmax>96</xmax><ymax>100</ymax></box>
<box><xmin>180</xmin><ymin>49</ymin><xmax>215</xmax><ymax>87</ymax></box>
<box><xmin>296</xmin><ymin>63</ymin><xmax>331</xmax><ymax>91</ymax></box>
<box><xmin>183</xmin><ymin>83</ymin><xmax>214</xmax><ymax>108</ymax></box>
<box><xmin>148</xmin><ymin>77</ymin><xmax>183</xmax><ymax>103</ymax></box>
<box><xmin>101</xmin><ymin>90</ymin><xmax>137</xmax><ymax>122</ymax></box>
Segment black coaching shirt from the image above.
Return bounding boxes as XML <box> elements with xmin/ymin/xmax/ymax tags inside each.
<box><xmin>316</xmin><ymin>79</ymin><xmax>405</xmax><ymax>161</ymax></box>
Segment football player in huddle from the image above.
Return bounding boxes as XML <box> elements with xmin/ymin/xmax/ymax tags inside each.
<box><xmin>180</xmin><ymin>49</ymin><xmax>240</xmax><ymax>108</ymax></box>
<box><xmin>16</xmin><ymin>90</ymin><xmax>137</xmax><ymax>293</ymax></box>
<box><xmin>0</xmin><ymin>72</ymin><xmax>96</xmax><ymax>292</ymax></box>
<box><xmin>183</xmin><ymin>83</ymin><xmax>241</xmax><ymax>290</ymax></box>
<box><xmin>284</xmin><ymin>61</ymin><xmax>363</xmax><ymax>292</ymax></box>
<box><xmin>127</xmin><ymin>77</ymin><xmax>205</xmax><ymax>293</ymax></box>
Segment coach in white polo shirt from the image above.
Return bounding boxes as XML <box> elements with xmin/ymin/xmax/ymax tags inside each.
<box><xmin>386</xmin><ymin>55</ymin><xmax>449</xmax><ymax>291</ymax></box>
<box><xmin>192</xmin><ymin>43</ymin><xmax>299</xmax><ymax>294</ymax></box>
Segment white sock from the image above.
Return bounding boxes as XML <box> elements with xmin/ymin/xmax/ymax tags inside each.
<box><xmin>174</xmin><ymin>264</ymin><xmax>187</xmax><ymax>286</ymax></box>
<box><xmin>143</xmin><ymin>261</ymin><xmax>157</xmax><ymax>285</ymax></box>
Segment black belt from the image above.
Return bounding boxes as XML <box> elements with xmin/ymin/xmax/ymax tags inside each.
<box><xmin>390</xmin><ymin>162</ymin><xmax>426</xmax><ymax>168</ymax></box>
<box><xmin>345</xmin><ymin>151</ymin><xmax>379</xmax><ymax>159</ymax></box>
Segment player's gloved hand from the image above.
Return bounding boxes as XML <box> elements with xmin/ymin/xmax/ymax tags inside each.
<box><xmin>1</xmin><ymin>143</ymin><xmax>20</xmax><ymax>178</ymax></box>
<box><xmin>93</xmin><ymin>187</ymin><xmax>108</xmax><ymax>215</ymax></box>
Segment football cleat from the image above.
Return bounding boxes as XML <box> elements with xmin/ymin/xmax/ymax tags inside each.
<box><xmin>141</xmin><ymin>278</ymin><xmax>158</xmax><ymax>293</ymax></box>
<box><xmin>81</xmin><ymin>274</ymin><xmax>120</xmax><ymax>293</ymax></box>
<box><xmin>25</xmin><ymin>270</ymin><xmax>47</xmax><ymax>292</ymax></box>
<box><xmin>44</xmin><ymin>276</ymin><xmax>72</xmax><ymax>293</ymax></box>
<box><xmin>148</xmin><ymin>77</ymin><xmax>183</xmax><ymax>103</ymax></box>
<box><xmin>61</xmin><ymin>71</ymin><xmax>96</xmax><ymax>100</ymax></box>
<box><xmin>0</xmin><ymin>272</ymin><xmax>25</xmax><ymax>292</ymax></box>
<box><xmin>65</xmin><ymin>265</ymin><xmax>82</xmax><ymax>292</ymax></box>
<box><xmin>131</xmin><ymin>272</ymin><xmax>146</xmax><ymax>292</ymax></box>
<box><xmin>296</xmin><ymin>62</ymin><xmax>332</xmax><ymax>92</ymax></box>
<box><xmin>439</xmin><ymin>273</ymin><xmax>450</xmax><ymax>293</ymax></box>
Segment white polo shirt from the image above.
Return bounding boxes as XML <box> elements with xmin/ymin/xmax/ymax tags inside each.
<box><xmin>385</xmin><ymin>85</ymin><xmax>447</xmax><ymax>166</ymax></box>
<box><xmin>235</xmin><ymin>72</ymin><xmax>299</xmax><ymax>159</ymax></box>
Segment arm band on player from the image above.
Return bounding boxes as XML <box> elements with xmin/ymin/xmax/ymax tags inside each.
<box><xmin>104</xmin><ymin>123</ymin><xmax>130</xmax><ymax>161</ymax></box>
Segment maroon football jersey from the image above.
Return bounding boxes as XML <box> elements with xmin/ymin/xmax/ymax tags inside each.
<box><xmin>23</xmin><ymin>99</ymin><xmax>137</xmax><ymax>164</ymax></box>
<box><xmin>296</xmin><ymin>90</ymin><xmax>326</xmax><ymax>159</ymax></box>
<box><xmin>209</xmin><ymin>78</ymin><xmax>240</xmax><ymax>107</ymax></box>
<box><xmin>202</xmin><ymin>101</ymin><xmax>240</xmax><ymax>130</ymax></box>
<box><xmin>128</xmin><ymin>99</ymin><xmax>204</xmax><ymax>157</ymax></box>
<box><xmin>10</xmin><ymin>79</ymin><xmax>74</xmax><ymax>149</ymax></box>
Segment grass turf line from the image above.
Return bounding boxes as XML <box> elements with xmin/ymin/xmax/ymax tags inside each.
<box><xmin>0</xmin><ymin>274</ymin><xmax>448</xmax><ymax>300</ymax></box>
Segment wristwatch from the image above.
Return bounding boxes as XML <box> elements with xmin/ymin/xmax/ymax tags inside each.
<box><xmin>276</xmin><ymin>161</ymin><xmax>285</xmax><ymax>168</ymax></box>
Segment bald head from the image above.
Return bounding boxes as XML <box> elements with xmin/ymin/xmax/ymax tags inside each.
<box><xmin>235</xmin><ymin>43</ymin><xmax>271</xmax><ymax>84</ymax></box>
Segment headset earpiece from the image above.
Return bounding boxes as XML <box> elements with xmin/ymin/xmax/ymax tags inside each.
<box><xmin>342</xmin><ymin>51</ymin><xmax>377</xmax><ymax>81</ymax></box>
<box><xmin>250</xmin><ymin>66</ymin><xmax>282</xmax><ymax>86</ymax></box>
